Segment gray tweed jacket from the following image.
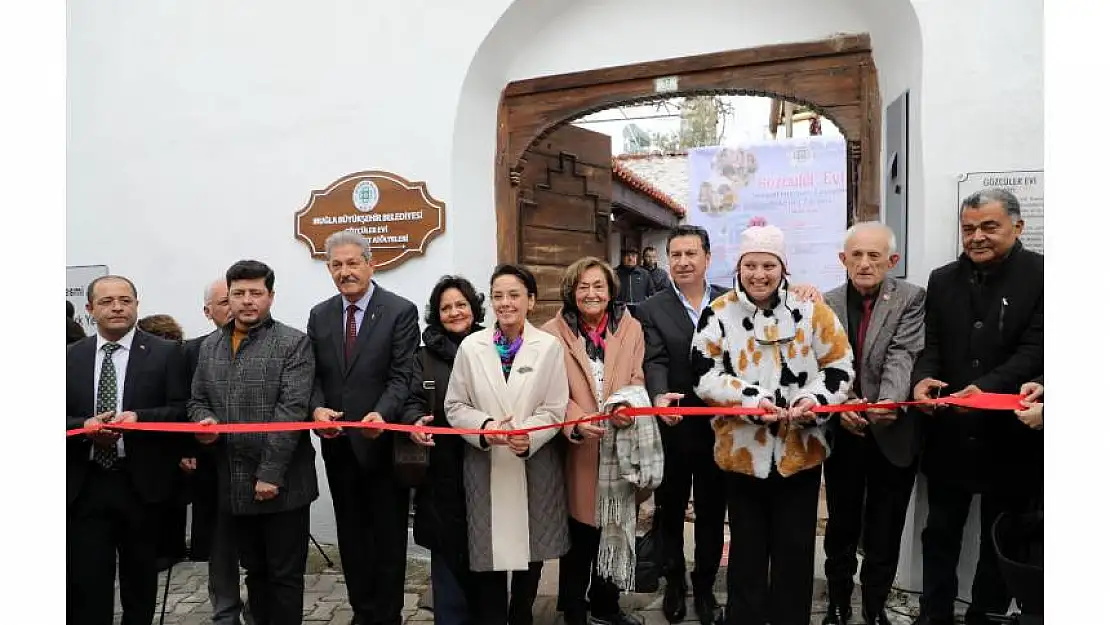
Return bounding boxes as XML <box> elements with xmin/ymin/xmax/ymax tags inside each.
<box><xmin>188</xmin><ymin>316</ymin><xmax>319</xmax><ymax>515</ymax></box>
<box><xmin>824</xmin><ymin>277</ymin><xmax>926</xmax><ymax>468</ymax></box>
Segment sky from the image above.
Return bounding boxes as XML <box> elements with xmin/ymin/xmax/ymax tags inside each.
<box><xmin>571</xmin><ymin>95</ymin><xmax>841</xmax><ymax>155</ymax></box>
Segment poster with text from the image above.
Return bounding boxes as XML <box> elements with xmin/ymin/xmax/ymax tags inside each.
<box><xmin>956</xmin><ymin>171</ymin><xmax>1043</xmax><ymax>255</ymax></box>
<box><xmin>687</xmin><ymin>137</ymin><xmax>848</xmax><ymax>293</ymax></box>
<box><xmin>67</xmin><ymin>265</ymin><xmax>109</xmax><ymax>335</ymax></box>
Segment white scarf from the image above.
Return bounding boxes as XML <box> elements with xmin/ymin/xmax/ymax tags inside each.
<box><xmin>595</xmin><ymin>385</ymin><xmax>664</xmax><ymax>590</ymax></box>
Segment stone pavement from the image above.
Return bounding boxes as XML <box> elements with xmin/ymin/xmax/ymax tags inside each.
<box><xmin>114</xmin><ymin>493</ymin><xmax>943</xmax><ymax>624</ymax></box>
<box><xmin>118</xmin><ymin>558</ymin><xmax>927</xmax><ymax>625</ymax></box>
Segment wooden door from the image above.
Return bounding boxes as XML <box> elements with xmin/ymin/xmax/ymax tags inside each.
<box><xmin>516</xmin><ymin>124</ymin><xmax>613</xmax><ymax>324</ymax></box>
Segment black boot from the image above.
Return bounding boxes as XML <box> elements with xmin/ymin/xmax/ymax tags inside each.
<box><xmin>821</xmin><ymin>603</ymin><xmax>851</xmax><ymax>625</ymax></box>
<box><xmin>692</xmin><ymin>589</ymin><xmax>724</xmax><ymax>625</ymax></box>
<box><xmin>662</xmin><ymin>575</ymin><xmax>687</xmax><ymax>623</ymax></box>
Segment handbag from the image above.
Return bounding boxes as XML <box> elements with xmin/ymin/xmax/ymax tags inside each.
<box><xmin>392</xmin><ymin>350</ymin><xmax>433</xmax><ymax>488</ymax></box>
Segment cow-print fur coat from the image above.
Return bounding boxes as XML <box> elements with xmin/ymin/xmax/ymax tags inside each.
<box><xmin>691</xmin><ymin>282</ymin><xmax>854</xmax><ymax>478</ymax></box>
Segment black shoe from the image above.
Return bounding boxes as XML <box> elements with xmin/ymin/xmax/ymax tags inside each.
<box><xmin>693</xmin><ymin>592</ymin><xmax>724</xmax><ymax>625</ymax></box>
<box><xmin>821</xmin><ymin>603</ymin><xmax>851</xmax><ymax>625</ymax></box>
<box><xmin>861</xmin><ymin>608</ymin><xmax>893</xmax><ymax>625</ymax></box>
<box><xmin>662</xmin><ymin>576</ymin><xmax>687</xmax><ymax>623</ymax></box>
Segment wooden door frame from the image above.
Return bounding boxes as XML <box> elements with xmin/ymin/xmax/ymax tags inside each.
<box><xmin>496</xmin><ymin>33</ymin><xmax>881</xmax><ymax>264</ymax></box>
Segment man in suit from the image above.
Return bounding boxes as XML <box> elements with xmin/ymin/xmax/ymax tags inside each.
<box><xmin>66</xmin><ymin>275</ymin><xmax>187</xmax><ymax>625</ymax></box>
<box><xmin>910</xmin><ymin>189</ymin><xmax>1043</xmax><ymax>625</ymax></box>
<box><xmin>307</xmin><ymin>231</ymin><xmax>421</xmax><ymax>625</ymax></box>
<box><xmin>190</xmin><ymin>260</ymin><xmax>318</xmax><ymax>625</ymax></box>
<box><xmin>821</xmin><ymin>222</ymin><xmax>926</xmax><ymax>625</ymax></box>
<box><xmin>637</xmin><ymin>225</ymin><xmax>729</xmax><ymax>625</ymax></box>
<box><xmin>182</xmin><ymin>277</ymin><xmax>248</xmax><ymax>625</ymax></box>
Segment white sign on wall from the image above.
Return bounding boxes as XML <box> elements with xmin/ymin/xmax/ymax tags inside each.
<box><xmin>67</xmin><ymin>265</ymin><xmax>109</xmax><ymax>335</ymax></box>
<box><xmin>956</xmin><ymin>170</ymin><xmax>1044</xmax><ymax>255</ymax></box>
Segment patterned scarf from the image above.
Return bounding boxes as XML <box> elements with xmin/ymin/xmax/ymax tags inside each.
<box><xmin>493</xmin><ymin>325</ymin><xmax>524</xmax><ymax>379</ymax></box>
<box><xmin>579</xmin><ymin>312</ymin><xmax>608</xmax><ymax>362</ymax></box>
<box><xmin>596</xmin><ymin>385</ymin><xmax>665</xmax><ymax>591</ymax></box>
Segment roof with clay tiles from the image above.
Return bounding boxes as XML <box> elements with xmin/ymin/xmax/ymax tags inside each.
<box><xmin>611</xmin><ymin>152</ymin><xmax>689</xmax><ymax>216</ymax></box>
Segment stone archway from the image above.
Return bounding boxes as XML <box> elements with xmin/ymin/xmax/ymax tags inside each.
<box><xmin>495</xmin><ymin>34</ymin><xmax>881</xmax><ymax>264</ymax></box>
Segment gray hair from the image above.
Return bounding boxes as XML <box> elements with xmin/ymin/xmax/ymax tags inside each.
<box><xmin>324</xmin><ymin>230</ymin><xmax>372</xmax><ymax>262</ymax></box>
<box><xmin>961</xmin><ymin>188</ymin><xmax>1022</xmax><ymax>221</ymax></box>
<box><xmin>844</xmin><ymin>221</ymin><xmax>897</xmax><ymax>254</ymax></box>
<box><xmin>203</xmin><ymin>278</ymin><xmax>224</xmax><ymax>304</ymax></box>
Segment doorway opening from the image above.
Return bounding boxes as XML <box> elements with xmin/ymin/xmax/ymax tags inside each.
<box><xmin>496</xmin><ymin>34</ymin><xmax>879</xmax><ymax>322</ymax></box>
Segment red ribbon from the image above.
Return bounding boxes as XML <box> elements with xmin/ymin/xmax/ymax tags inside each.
<box><xmin>66</xmin><ymin>392</ymin><xmax>1027</xmax><ymax>438</ymax></box>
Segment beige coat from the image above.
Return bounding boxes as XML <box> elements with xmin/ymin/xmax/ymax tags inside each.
<box><xmin>444</xmin><ymin>322</ymin><xmax>571</xmax><ymax>571</ymax></box>
<box><xmin>541</xmin><ymin>309</ymin><xmax>645</xmax><ymax>526</ymax></box>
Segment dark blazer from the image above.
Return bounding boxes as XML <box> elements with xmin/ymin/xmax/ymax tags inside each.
<box><xmin>911</xmin><ymin>242</ymin><xmax>1044</xmax><ymax>491</ymax></box>
<box><xmin>188</xmin><ymin>317</ymin><xmax>318</xmax><ymax>515</ymax></box>
<box><xmin>825</xmin><ymin>277</ymin><xmax>927</xmax><ymax>467</ymax></box>
<box><xmin>66</xmin><ymin>329</ymin><xmax>188</xmax><ymax>507</ymax></box>
<box><xmin>636</xmin><ymin>282</ymin><xmax>728</xmax><ymax>454</ymax></box>
<box><xmin>307</xmin><ymin>283</ymin><xmax>420</xmax><ymax>468</ymax></box>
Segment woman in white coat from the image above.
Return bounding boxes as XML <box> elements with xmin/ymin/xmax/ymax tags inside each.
<box><xmin>445</xmin><ymin>263</ymin><xmax>571</xmax><ymax>625</ymax></box>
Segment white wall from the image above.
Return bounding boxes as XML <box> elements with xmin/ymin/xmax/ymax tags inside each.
<box><xmin>68</xmin><ymin>0</ymin><xmax>1042</xmax><ymax>560</ymax></box>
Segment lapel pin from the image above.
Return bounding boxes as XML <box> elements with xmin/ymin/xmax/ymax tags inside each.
<box><xmin>518</xmin><ymin>366</ymin><xmax>533</xmax><ymax>374</ymax></box>
<box><xmin>139</xmin><ymin>344</ymin><xmax>147</xmax><ymax>350</ymax></box>
<box><xmin>882</xmin><ymin>294</ymin><xmax>890</xmax><ymax>301</ymax></box>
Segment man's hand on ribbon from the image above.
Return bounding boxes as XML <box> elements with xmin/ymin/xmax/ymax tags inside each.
<box><xmin>912</xmin><ymin>378</ymin><xmax>947</xmax><ymax>413</ymax></box>
<box><xmin>867</xmin><ymin>400</ymin><xmax>898</xmax><ymax>426</ymax></box>
<box><xmin>654</xmin><ymin>392</ymin><xmax>685</xmax><ymax>425</ymax></box>
<box><xmin>313</xmin><ymin>407</ymin><xmax>344</xmax><ymax>439</ymax></box>
<box><xmin>840</xmin><ymin>398</ymin><xmax>868</xmax><ymax>436</ymax></box>
<box><xmin>84</xmin><ymin>411</ymin><xmax>119</xmax><ymax>447</ymax></box>
<box><xmin>195</xmin><ymin>417</ymin><xmax>220</xmax><ymax>445</ymax></box>
<box><xmin>359</xmin><ymin>412</ymin><xmax>384</xmax><ymax>439</ymax></box>
<box><xmin>1016</xmin><ymin>381</ymin><xmax>1044</xmax><ymax>430</ymax></box>
<box><xmin>949</xmin><ymin>384</ymin><xmax>982</xmax><ymax>414</ymax></box>
<box><xmin>179</xmin><ymin>457</ymin><xmax>197</xmax><ymax>473</ymax></box>
<box><xmin>410</xmin><ymin>415</ymin><xmax>436</xmax><ymax>446</ymax></box>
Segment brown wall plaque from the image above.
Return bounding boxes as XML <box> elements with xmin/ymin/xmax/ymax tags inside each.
<box><xmin>295</xmin><ymin>171</ymin><xmax>446</xmax><ymax>270</ymax></box>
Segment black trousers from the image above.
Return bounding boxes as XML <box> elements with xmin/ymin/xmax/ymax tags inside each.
<box><xmin>559</xmin><ymin>518</ymin><xmax>622</xmax><ymax>619</ymax></box>
<box><xmin>652</xmin><ymin>437</ymin><xmax>727</xmax><ymax>594</ymax></box>
<box><xmin>66</xmin><ymin>465</ymin><xmax>159</xmax><ymax>625</ymax></box>
<box><xmin>471</xmin><ymin>562</ymin><xmax>543</xmax><ymax>625</ymax></box>
<box><xmin>725</xmin><ymin>466</ymin><xmax>822</xmax><ymax>625</ymax></box>
<box><xmin>323</xmin><ymin>438</ymin><xmax>411</xmax><ymax>625</ymax></box>
<box><xmin>234</xmin><ymin>505</ymin><xmax>311</xmax><ymax>625</ymax></box>
<box><xmin>920</xmin><ymin>478</ymin><xmax>1031</xmax><ymax>621</ymax></box>
<box><xmin>822</xmin><ymin>429</ymin><xmax>918</xmax><ymax>614</ymax></box>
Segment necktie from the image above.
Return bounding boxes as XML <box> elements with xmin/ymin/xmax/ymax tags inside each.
<box><xmin>93</xmin><ymin>342</ymin><xmax>122</xmax><ymax>468</ymax></box>
<box><xmin>345</xmin><ymin>304</ymin><xmax>358</xmax><ymax>363</ymax></box>
<box><xmin>856</xmin><ymin>297</ymin><xmax>874</xmax><ymax>371</ymax></box>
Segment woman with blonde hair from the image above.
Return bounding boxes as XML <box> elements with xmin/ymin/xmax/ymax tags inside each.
<box><xmin>691</xmin><ymin>225</ymin><xmax>854</xmax><ymax>625</ymax></box>
<box><xmin>541</xmin><ymin>256</ymin><xmax>664</xmax><ymax>625</ymax></box>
